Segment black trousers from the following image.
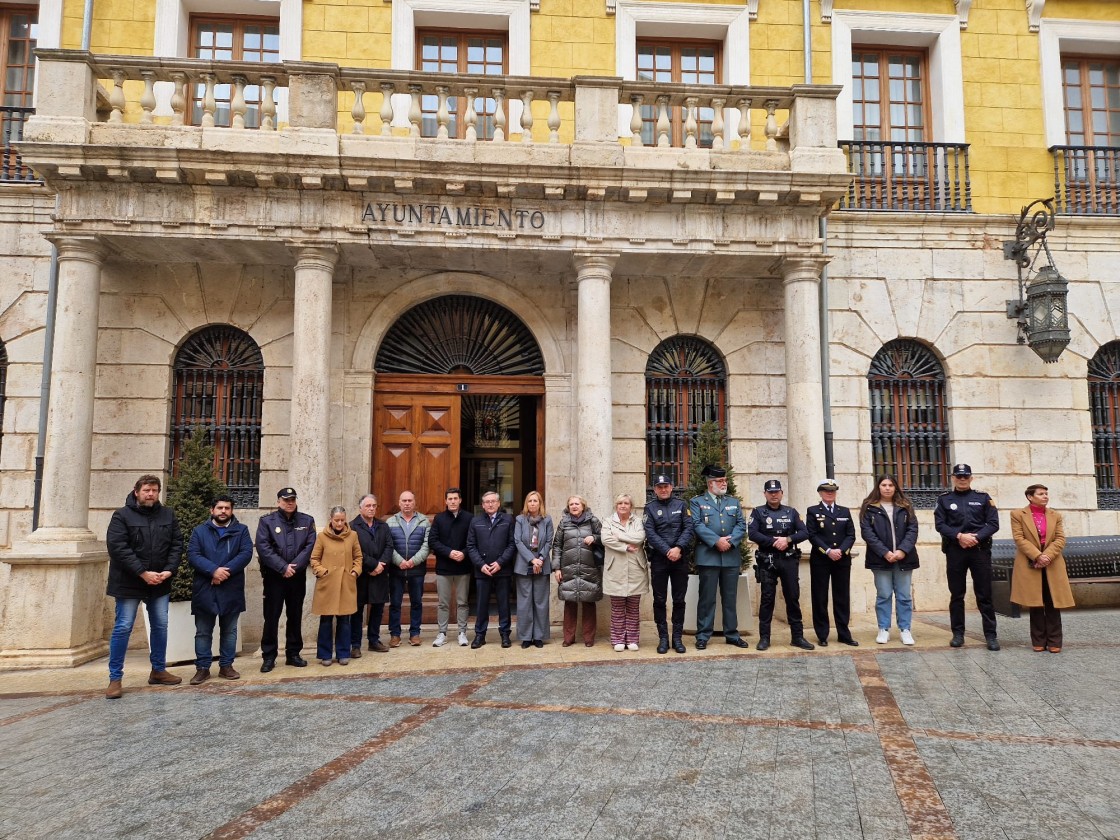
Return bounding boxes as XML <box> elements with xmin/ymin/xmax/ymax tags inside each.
<box><xmin>809</xmin><ymin>555</ymin><xmax>852</xmax><ymax>642</ymax></box>
<box><xmin>350</xmin><ymin>586</ymin><xmax>389</xmax><ymax>647</ymax></box>
<box><xmin>757</xmin><ymin>556</ymin><xmax>804</xmax><ymax>639</ymax></box>
<box><xmin>945</xmin><ymin>544</ymin><xmax>997</xmax><ymax>637</ymax></box>
<box><xmin>260</xmin><ymin>571</ymin><xmax>307</xmax><ymax>660</ymax></box>
<box><xmin>474</xmin><ymin>575</ymin><xmax>512</xmax><ymax>636</ymax></box>
<box><xmin>650</xmin><ymin>558</ymin><xmax>689</xmax><ymax>636</ymax></box>
<box><xmin>1029</xmin><ymin>569</ymin><xmax>1063</xmax><ymax>649</ymax></box>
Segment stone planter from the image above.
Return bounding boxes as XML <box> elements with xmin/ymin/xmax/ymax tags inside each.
<box><xmin>683</xmin><ymin>573</ymin><xmax>753</xmax><ymax>635</ymax></box>
<box><xmin>144</xmin><ymin>600</ymin><xmax>241</xmax><ymax>665</ymax></box>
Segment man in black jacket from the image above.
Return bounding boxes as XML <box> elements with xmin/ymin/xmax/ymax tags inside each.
<box><xmin>643</xmin><ymin>474</ymin><xmax>695</xmax><ymax>654</ymax></box>
<box><xmin>806</xmin><ymin>479</ymin><xmax>858</xmax><ymax>647</ymax></box>
<box><xmin>350</xmin><ymin>494</ymin><xmax>393</xmax><ymax>654</ymax></box>
<box><xmin>255</xmin><ymin>487</ymin><xmax>316</xmax><ymax>672</ymax></box>
<box><xmin>466</xmin><ymin>491</ymin><xmax>517</xmax><ymax>648</ymax></box>
<box><xmin>104</xmin><ymin>473</ymin><xmax>185</xmax><ymax>699</ymax></box>
<box><xmin>429</xmin><ymin>487</ymin><xmax>473</xmax><ymax>648</ymax></box>
<box><xmin>748</xmin><ymin>479</ymin><xmax>813</xmax><ymax>652</ymax></box>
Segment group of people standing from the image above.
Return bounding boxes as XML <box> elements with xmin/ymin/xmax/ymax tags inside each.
<box><xmin>101</xmin><ymin>464</ymin><xmax>1078</xmax><ymax>699</ymax></box>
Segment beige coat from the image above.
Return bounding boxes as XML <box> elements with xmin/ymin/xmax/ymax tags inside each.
<box><xmin>1010</xmin><ymin>506</ymin><xmax>1075</xmax><ymax>609</ymax></box>
<box><xmin>601</xmin><ymin>512</ymin><xmax>649</xmax><ymax>597</ymax></box>
<box><xmin>309</xmin><ymin>524</ymin><xmax>363</xmax><ymax>616</ymax></box>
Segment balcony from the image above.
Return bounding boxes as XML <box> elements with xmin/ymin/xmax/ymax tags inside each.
<box><xmin>836</xmin><ymin>140</ymin><xmax>971</xmax><ymax>213</ymax></box>
<box><xmin>1051</xmin><ymin>145</ymin><xmax>1120</xmax><ymax>215</ymax></box>
<box><xmin>1</xmin><ymin>105</ymin><xmax>38</xmax><ymax>183</ymax></box>
<box><xmin>20</xmin><ymin>50</ymin><xmax>850</xmax><ymax>208</ymax></box>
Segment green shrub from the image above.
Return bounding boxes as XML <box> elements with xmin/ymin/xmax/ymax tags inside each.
<box><xmin>166</xmin><ymin>429</ymin><xmax>229</xmax><ymax>601</ymax></box>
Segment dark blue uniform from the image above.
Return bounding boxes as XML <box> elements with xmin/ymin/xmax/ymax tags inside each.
<box><xmin>806</xmin><ymin>502</ymin><xmax>856</xmax><ymax>644</ymax></box>
<box><xmin>748</xmin><ymin>503</ymin><xmax>809</xmax><ymax>642</ymax></box>
<box><xmin>934</xmin><ymin>487</ymin><xmax>1000</xmax><ymax>639</ymax></box>
<box><xmin>643</xmin><ymin>496</ymin><xmax>695</xmax><ymax>645</ymax></box>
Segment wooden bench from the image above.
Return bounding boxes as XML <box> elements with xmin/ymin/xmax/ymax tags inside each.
<box><xmin>991</xmin><ymin>535</ymin><xmax>1120</xmax><ymax>617</ymax></box>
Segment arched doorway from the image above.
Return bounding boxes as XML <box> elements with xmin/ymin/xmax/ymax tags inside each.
<box><xmin>372</xmin><ymin>295</ymin><xmax>546</xmax><ymax>517</ymax></box>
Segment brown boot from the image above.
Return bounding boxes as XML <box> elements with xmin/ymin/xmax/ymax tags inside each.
<box><xmin>189</xmin><ymin>668</ymin><xmax>211</xmax><ymax>685</ymax></box>
<box><xmin>148</xmin><ymin>669</ymin><xmax>183</xmax><ymax>686</ymax></box>
<box><xmin>218</xmin><ymin>665</ymin><xmax>240</xmax><ymax>680</ymax></box>
<box><xmin>105</xmin><ymin>680</ymin><xmax>123</xmax><ymax>700</ymax></box>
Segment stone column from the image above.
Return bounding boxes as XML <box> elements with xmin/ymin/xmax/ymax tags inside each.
<box><xmin>573</xmin><ymin>252</ymin><xmax>617</xmax><ymax>516</ymax></box>
<box><xmin>288</xmin><ymin>243</ymin><xmax>337</xmax><ymax>526</ymax></box>
<box><xmin>0</xmin><ymin>237</ymin><xmax>109</xmax><ymax>668</ymax></box>
<box><xmin>782</xmin><ymin>256</ymin><xmax>829</xmax><ymax>510</ymax></box>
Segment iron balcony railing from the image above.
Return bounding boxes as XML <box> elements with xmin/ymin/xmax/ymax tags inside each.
<box><xmin>1</xmin><ymin>105</ymin><xmax>38</xmax><ymax>182</ymax></box>
<box><xmin>1050</xmin><ymin>145</ymin><xmax>1120</xmax><ymax>215</ymax></box>
<box><xmin>837</xmin><ymin>140</ymin><xmax>971</xmax><ymax>212</ymax></box>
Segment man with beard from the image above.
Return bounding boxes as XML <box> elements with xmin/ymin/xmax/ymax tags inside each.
<box><xmin>187</xmin><ymin>495</ymin><xmax>254</xmax><ymax>684</ymax></box>
<box><xmin>688</xmin><ymin>465</ymin><xmax>750</xmax><ymax>650</ymax></box>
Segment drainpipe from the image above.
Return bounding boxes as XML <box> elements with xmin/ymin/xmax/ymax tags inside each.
<box><xmin>32</xmin><ymin>196</ymin><xmax>61</xmax><ymax>530</ymax></box>
<box><xmin>803</xmin><ymin>0</ymin><xmax>836</xmax><ymax>478</ymax></box>
<box><xmin>82</xmin><ymin>0</ymin><xmax>94</xmax><ymax>51</ymax></box>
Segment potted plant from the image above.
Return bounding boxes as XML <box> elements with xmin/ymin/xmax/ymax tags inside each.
<box><xmin>143</xmin><ymin>428</ymin><xmax>232</xmax><ymax>663</ymax></box>
<box><xmin>682</xmin><ymin>421</ymin><xmax>753</xmax><ymax>633</ymax></box>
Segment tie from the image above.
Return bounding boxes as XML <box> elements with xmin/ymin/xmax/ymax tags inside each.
<box><xmin>828</xmin><ymin>505</ymin><xmax>834</xmax><ymax>515</ymax></box>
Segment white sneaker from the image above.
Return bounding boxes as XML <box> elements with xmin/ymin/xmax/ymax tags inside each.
<box><xmin>614</xmin><ymin>643</ymin><xmax>625</xmax><ymax>652</ymax></box>
<box><xmin>432</xmin><ymin>633</ymin><xmax>446</xmax><ymax>647</ymax></box>
<box><xmin>876</xmin><ymin>629</ymin><xmax>890</xmax><ymax>644</ymax></box>
<box><xmin>458</xmin><ymin>632</ymin><xmax>469</xmax><ymax>647</ymax></box>
<box><xmin>626</xmin><ymin>643</ymin><xmax>639</xmax><ymax>651</ymax></box>
<box><xmin>900</xmin><ymin>629</ymin><xmax>915</xmax><ymax>646</ymax></box>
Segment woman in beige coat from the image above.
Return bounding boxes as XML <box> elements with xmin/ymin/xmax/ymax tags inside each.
<box><xmin>601</xmin><ymin>493</ymin><xmax>649</xmax><ymax>652</ymax></box>
<box><xmin>310</xmin><ymin>506</ymin><xmax>363</xmax><ymax>665</ymax></box>
<box><xmin>1010</xmin><ymin>484</ymin><xmax>1075</xmax><ymax>652</ymax></box>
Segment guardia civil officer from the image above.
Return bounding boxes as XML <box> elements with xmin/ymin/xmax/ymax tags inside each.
<box><xmin>806</xmin><ymin>479</ymin><xmax>858</xmax><ymax>647</ymax></box>
<box><xmin>934</xmin><ymin>464</ymin><xmax>1001</xmax><ymax>650</ymax></box>
<box><xmin>748</xmin><ymin>479</ymin><xmax>813</xmax><ymax>651</ymax></box>
<box><xmin>688</xmin><ymin>465</ymin><xmax>750</xmax><ymax>650</ymax></box>
<box><xmin>643</xmin><ymin>474</ymin><xmax>695</xmax><ymax>654</ymax></box>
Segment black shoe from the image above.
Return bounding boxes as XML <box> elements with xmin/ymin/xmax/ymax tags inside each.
<box><xmin>695</xmin><ymin>639</ymin><xmax>707</xmax><ymax>650</ymax></box>
<box><xmin>791</xmin><ymin>637</ymin><xmax>816</xmax><ymax>651</ymax></box>
<box><xmin>756</xmin><ymin>637</ymin><xmax>770</xmax><ymax>651</ymax></box>
<box><xmin>521</xmin><ymin>640</ymin><xmax>532</xmax><ymax>649</ymax></box>
<box><xmin>725</xmin><ymin>637</ymin><xmax>750</xmax><ymax>649</ymax></box>
<box><xmin>672</xmin><ymin>637</ymin><xmax>686</xmax><ymax>654</ymax></box>
<box><xmin>533</xmin><ymin>640</ymin><xmax>544</xmax><ymax>648</ymax></box>
<box><xmin>986</xmin><ymin>636</ymin><xmax>1000</xmax><ymax>651</ymax></box>
<box><xmin>285</xmin><ymin>655</ymin><xmax>308</xmax><ymax>667</ymax></box>
<box><xmin>500</xmin><ymin>635</ymin><xmax>512</xmax><ymax>649</ymax></box>
<box><xmin>260</xmin><ymin>658</ymin><xmax>275</xmax><ymax>673</ymax></box>
<box><xmin>657</xmin><ymin>637</ymin><xmax>669</xmax><ymax>655</ymax></box>
<box><xmin>950</xmin><ymin>633</ymin><xmax>965</xmax><ymax>648</ymax></box>
<box><xmin>818</xmin><ymin>639</ymin><xmax>829</xmax><ymax>647</ymax></box>
<box><xmin>471</xmin><ymin>635</ymin><xmax>486</xmax><ymax>649</ymax></box>
<box><xmin>839</xmin><ymin>638</ymin><xmax>859</xmax><ymax>647</ymax></box>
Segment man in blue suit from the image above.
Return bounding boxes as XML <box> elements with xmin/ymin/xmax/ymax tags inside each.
<box><xmin>688</xmin><ymin>465</ymin><xmax>749</xmax><ymax>650</ymax></box>
<box><xmin>467</xmin><ymin>490</ymin><xmax>517</xmax><ymax>648</ymax></box>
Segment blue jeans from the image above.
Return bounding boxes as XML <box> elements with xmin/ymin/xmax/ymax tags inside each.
<box><xmin>193</xmin><ymin>610</ymin><xmax>239</xmax><ymax>669</ymax></box>
<box><xmin>108</xmin><ymin>593</ymin><xmax>169</xmax><ymax>681</ymax></box>
<box><xmin>317</xmin><ymin>616</ymin><xmax>351</xmax><ymax>660</ymax></box>
<box><xmin>873</xmin><ymin>567</ymin><xmax>913</xmax><ymax>631</ymax></box>
<box><xmin>389</xmin><ymin>575</ymin><xmax>424</xmax><ymax>638</ymax></box>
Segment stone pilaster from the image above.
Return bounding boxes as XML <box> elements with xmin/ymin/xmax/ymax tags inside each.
<box><xmin>573</xmin><ymin>251</ymin><xmax>617</xmax><ymax>516</ymax></box>
<box><xmin>288</xmin><ymin>243</ymin><xmax>337</xmax><ymax>526</ymax></box>
<box><xmin>0</xmin><ymin>236</ymin><xmax>109</xmax><ymax>668</ymax></box>
<box><xmin>781</xmin><ymin>256</ymin><xmax>829</xmax><ymax>511</ymax></box>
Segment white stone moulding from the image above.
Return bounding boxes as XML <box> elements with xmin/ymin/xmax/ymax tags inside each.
<box><xmin>954</xmin><ymin>0</ymin><xmax>971</xmax><ymax>29</ymax></box>
<box><xmin>821</xmin><ymin>0</ymin><xmax>832</xmax><ymax>24</ymax></box>
<box><xmin>1027</xmin><ymin>0</ymin><xmax>1046</xmax><ymax>34</ymax></box>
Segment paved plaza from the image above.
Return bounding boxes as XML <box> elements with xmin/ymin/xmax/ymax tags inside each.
<box><xmin>1</xmin><ymin>610</ymin><xmax>1118</xmax><ymax>840</ymax></box>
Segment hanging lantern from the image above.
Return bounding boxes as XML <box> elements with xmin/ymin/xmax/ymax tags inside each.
<box><xmin>1024</xmin><ymin>265</ymin><xmax>1070</xmax><ymax>363</ymax></box>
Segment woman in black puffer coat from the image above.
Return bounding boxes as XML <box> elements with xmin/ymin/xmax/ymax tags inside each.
<box><xmin>551</xmin><ymin>495</ymin><xmax>603</xmax><ymax>647</ymax></box>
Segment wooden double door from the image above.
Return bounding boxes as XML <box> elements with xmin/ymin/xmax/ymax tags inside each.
<box><xmin>372</xmin><ymin>374</ymin><xmax>544</xmax><ymax>517</ymax></box>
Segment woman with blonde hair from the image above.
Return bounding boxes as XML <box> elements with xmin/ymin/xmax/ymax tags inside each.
<box><xmin>514</xmin><ymin>490</ymin><xmax>554</xmax><ymax>648</ymax></box>
<box><xmin>309</xmin><ymin>505</ymin><xmax>363</xmax><ymax>666</ymax></box>
<box><xmin>552</xmin><ymin>495</ymin><xmax>603</xmax><ymax>646</ymax></box>
<box><xmin>601</xmin><ymin>493</ymin><xmax>649</xmax><ymax>651</ymax></box>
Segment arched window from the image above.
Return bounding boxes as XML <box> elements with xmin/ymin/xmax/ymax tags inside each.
<box><xmin>0</xmin><ymin>338</ymin><xmax>7</xmax><ymax>459</ymax></box>
<box><xmin>868</xmin><ymin>339</ymin><xmax>949</xmax><ymax>508</ymax></box>
<box><xmin>170</xmin><ymin>325</ymin><xmax>264</xmax><ymax>508</ymax></box>
<box><xmin>645</xmin><ymin>336</ymin><xmax>727</xmax><ymax>490</ymax></box>
<box><xmin>1089</xmin><ymin>342</ymin><xmax>1120</xmax><ymax>509</ymax></box>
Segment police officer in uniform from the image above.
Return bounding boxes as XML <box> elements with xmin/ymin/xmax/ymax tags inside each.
<box><xmin>688</xmin><ymin>465</ymin><xmax>750</xmax><ymax>650</ymax></box>
<box><xmin>748</xmin><ymin>479</ymin><xmax>814</xmax><ymax>651</ymax></box>
<box><xmin>935</xmin><ymin>463</ymin><xmax>1001</xmax><ymax>650</ymax></box>
<box><xmin>806</xmin><ymin>478</ymin><xmax>858</xmax><ymax>647</ymax></box>
<box><xmin>643</xmin><ymin>474</ymin><xmax>695</xmax><ymax>654</ymax></box>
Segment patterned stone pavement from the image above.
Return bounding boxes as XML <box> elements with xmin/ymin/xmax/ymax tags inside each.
<box><xmin>1</xmin><ymin>610</ymin><xmax>1118</xmax><ymax>840</ymax></box>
